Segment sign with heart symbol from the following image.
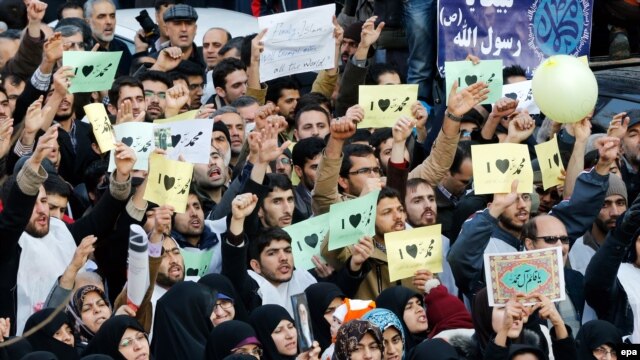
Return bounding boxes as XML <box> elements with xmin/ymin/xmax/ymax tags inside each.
<box><xmin>484</xmin><ymin>247</ymin><xmax>565</xmax><ymax>306</ymax></box>
<box><xmin>501</xmin><ymin>80</ymin><xmax>540</xmax><ymax>115</ymax></box>
<box><xmin>284</xmin><ymin>213</ymin><xmax>329</xmax><ymax>270</ymax></box>
<box><xmin>358</xmin><ymin>85</ymin><xmax>418</xmax><ymax>128</ymax></box>
<box><xmin>143</xmin><ymin>153</ymin><xmax>194</xmax><ymax>213</ymax></box>
<box><xmin>329</xmin><ymin>190</ymin><xmax>379</xmax><ymax>250</ymax></box>
<box><xmin>471</xmin><ymin>143</ymin><xmax>533</xmax><ymax>195</ymax></box>
<box><xmin>84</xmin><ymin>103</ymin><xmax>116</xmax><ymax>153</ymax></box>
<box><xmin>534</xmin><ymin>135</ymin><xmax>565</xmax><ymax>190</ymax></box>
<box><xmin>386</xmin><ymin>225</ymin><xmax>443</xmax><ymax>282</ymax></box>
<box><xmin>108</xmin><ymin>122</ymin><xmax>156</xmax><ymax>172</ymax></box>
<box><xmin>444</xmin><ymin>59</ymin><xmax>503</xmax><ymax>105</ymax></box>
<box><xmin>152</xmin><ymin>118</ymin><xmax>213</xmax><ymax>165</ymax></box>
<box><xmin>63</xmin><ymin>51</ymin><xmax>122</xmax><ymax>93</ymax></box>
<box><xmin>180</xmin><ymin>247</ymin><xmax>214</xmax><ymax>278</ymax></box>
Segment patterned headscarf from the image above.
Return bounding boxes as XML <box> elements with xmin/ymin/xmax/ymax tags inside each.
<box><xmin>332</xmin><ymin>320</ymin><xmax>384</xmax><ymax>360</ymax></box>
<box><xmin>66</xmin><ymin>285</ymin><xmax>112</xmax><ymax>345</ymax></box>
<box><xmin>362</xmin><ymin>309</ymin><xmax>405</xmax><ymax>360</ymax></box>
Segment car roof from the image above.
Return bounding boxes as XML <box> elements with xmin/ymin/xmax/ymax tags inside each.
<box><xmin>115</xmin><ymin>7</ymin><xmax>259</xmax><ymax>46</ymax></box>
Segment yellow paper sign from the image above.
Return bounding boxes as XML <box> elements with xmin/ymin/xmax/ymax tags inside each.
<box><xmin>358</xmin><ymin>85</ymin><xmax>418</xmax><ymax>128</ymax></box>
<box><xmin>143</xmin><ymin>153</ymin><xmax>194</xmax><ymax>213</ymax></box>
<box><xmin>471</xmin><ymin>143</ymin><xmax>533</xmax><ymax>195</ymax></box>
<box><xmin>154</xmin><ymin>110</ymin><xmax>199</xmax><ymax>124</ymax></box>
<box><xmin>386</xmin><ymin>225</ymin><xmax>443</xmax><ymax>282</ymax></box>
<box><xmin>84</xmin><ymin>103</ymin><xmax>116</xmax><ymax>153</ymax></box>
<box><xmin>534</xmin><ymin>136</ymin><xmax>565</xmax><ymax>190</ymax></box>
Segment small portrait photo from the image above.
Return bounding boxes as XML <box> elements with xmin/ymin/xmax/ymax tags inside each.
<box><xmin>154</xmin><ymin>127</ymin><xmax>173</xmax><ymax>151</ymax></box>
<box><xmin>291</xmin><ymin>293</ymin><xmax>314</xmax><ymax>352</ymax></box>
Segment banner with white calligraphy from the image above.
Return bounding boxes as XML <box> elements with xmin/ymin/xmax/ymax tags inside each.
<box><xmin>437</xmin><ymin>0</ymin><xmax>594</xmax><ymax>77</ymax></box>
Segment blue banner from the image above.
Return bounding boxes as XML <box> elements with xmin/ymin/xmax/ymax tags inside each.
<box><xmin>437</xmin><ymin>0</ymin><xmax>594</xmax><ymax>77</ymax></box>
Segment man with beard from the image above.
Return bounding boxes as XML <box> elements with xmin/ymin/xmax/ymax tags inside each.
<box><xmin>137</xmin><ymin>71</ymin><xmax>172</xmax><ymax>121</ymax></box>
<box><xmin>266</xmin><ymin>77</ymin><xmax>300</xmax><ymax>136</ymax></box>
<box><xmin>170</xmin><ymin>187</ymin><xmax>227</xmax><ymax>277</ymax></box>
<box><xmin>449</xmin><ymin>136</ymin><xmax>620</xmax><ymax>301</ymax></box>
<box><xmin>221</xmin><ymin>193</ymin><xmax>371</xmax><ymax>315</ymax></box>
<box><xmin>569</xmin><ymin>175</ymin><xmax>628</xmax><ymax>275</ymax></box>
<box><xmin>0</xmin><ymin>125</ymin><xmax>136</xmax><ymax>335</ymax></box>
<box><xmin>84</xmin><ymin>0</ymin><xmax>132</xmax><ymax>77</ymax></box>
<box><xmin>107</xmin><ymin>76</ymin><xmax>148</xmax><ymax>123</ymax></box>
<box><xmin>192</xmin><ymin>143</ymin><xmax>230</xmax><ymax>216</ymax></box>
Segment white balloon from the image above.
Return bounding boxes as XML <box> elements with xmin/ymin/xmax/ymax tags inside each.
<box><xmin>532</xmin><ymin>55</ymin><xmax>598</xmax><ymax>124</ymax></box>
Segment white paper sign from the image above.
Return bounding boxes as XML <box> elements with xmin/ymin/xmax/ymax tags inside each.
<box><xmin>108</xmin><ymin>122</ymin><xmax>155</xmax><ymax>172</ymax></box>
<box><xmin>501</xmin><ymin>80</ymin><xmax>540</xmax><ymax>115</ymax></box>
<box><xmin>153</xmin><ymin>118</ymin><xmax>213</xmax><ymax>164</ymax></box>
<box><xmin>258</xmin><ymin>4</ymin><xmax>335</xmax><ymax>82</ymax></box>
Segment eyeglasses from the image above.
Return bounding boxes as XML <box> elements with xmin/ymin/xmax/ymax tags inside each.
<box><xmin>232</xmin><ymin>347</ymin><xmax>263</xmax><ymax>357</ymax></box>
<box><xmin>277</xmin><ymin>157</ymin><xmax>291</xmax><ymax>165</ymax></box>
<box><xmin>161</xmin><ymin>247</ymin><xmax>181</xmax><ymax>258</ymax></box>
<box><xmin>348</xmin><ymin>167</ymin><xmax>382</xmax><ymax>176</ymax></box>
<box><xmin>63</xmin><ymin>41</ymin><xmax>86</xmax><ymax>50</ymax></box>
<box><xmin>535</xmin><ymin>235</ymin><xmax>570</xmax><ymax>244</ymax></box>
<box><xmin>213</xmin><ymin>299</ymin><xmax>234</xmax><ymax>311</ymax></box>
<box><xmin>119</xmin><ymin>332</ymin><xmax>147</xmax><ymax>348</ymax></box>
<box><xmin>593</xmin><ymin>346</ymin><xmax>616</xmax><ymax>358</ymax></box>
<box><xmin>144</xmin><ymin>90</ymin><xmax>166</xmax><ymax>100</ymax></box>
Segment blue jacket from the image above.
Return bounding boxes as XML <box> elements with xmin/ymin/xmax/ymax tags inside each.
<box><xmin>449</xmin><ymin>168</ymin><xmax>609</xmax><ymax>301</ymax></box>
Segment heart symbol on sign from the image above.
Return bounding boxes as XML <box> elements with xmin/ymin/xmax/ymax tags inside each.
<box><xmin>171</xmin><ymin>134</ymin><xmax>181</xmax><ymax>147</ymax></box>
<box><xmin>553</xmin><ymin>153</ymin><xmax>560</xmax><ymax>167</ymax></box>
<box><xmin>121</xmin><ymin>137</ymin><xmax>134</xmax><ymax>146</ymax></box>
<box><xmin>378</xmin><ymin>99</ymin><xmax>391</xmax><ymax>112</ymax></box>
<box><xmin>505</xmin><ymin>92</ymin><xmax>518</xmax><ymax>100</ymax></box>
<box><xmin>304</xmin><ymin>234</ymin><xmax>319</xmax><ymax>248</ymax></box>
<box><xmin>406</xmin><ymin>244</ymin><xmax>418</xmax><ymax>258</ymax></box>
<box><xmin>464</xmin><ymin>75</ymin><xmax>478</xmax><ymax>86</ymax></box>
<box><xmin>82</xmin><ymin>65</ymin><xmax>94</xmax><ymax>77</ymax></box>
<box><xmin>495</xmin><ymin>159</ymin><xmax>510</xmax><ymax>174</ymax></box>
<box><xmin>349</xmin><ymin>214</ymin><xmax>362</xmax><ymax>228</ymax></box>
<box><xmin>163</xmin><ymin>175</ymin><xmax>176</xmax><ymax>190</ymax></box>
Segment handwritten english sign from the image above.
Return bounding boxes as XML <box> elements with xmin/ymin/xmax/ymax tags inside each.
<box><xmin>258</xmin><ymin>4</ymin><xmax>336</xmax><ymax>82</ymax></box>
<box><xmin>437</xmin><ymin>0</ymin><xmax>594</xmax><ymax>77</ymax></box>
<box><xmin>484</xmin><ymin>247</ymin><xmax>565</xmax><ymax>306</ymax></box>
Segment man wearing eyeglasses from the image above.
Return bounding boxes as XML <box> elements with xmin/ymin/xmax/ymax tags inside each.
<box><xmin>138</xmin><ymin>71</ymin><xmax>171</xmax><ymax>121</ymax></box>
<box><xmin>449</xmin><ymin>136</ymin><xmax>620</xmax><ymax>306</ymax></box>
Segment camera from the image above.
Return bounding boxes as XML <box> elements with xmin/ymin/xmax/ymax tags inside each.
<box><xmin>135</xmin><ymin>9</ymin><xmax>159</xmax><ymax>44</ymax></box>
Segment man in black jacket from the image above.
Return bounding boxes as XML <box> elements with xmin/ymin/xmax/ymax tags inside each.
<box><xmin>585</xmin><ymin>192</ymin><xmax>640</xmax><ymax>339</ymax></box>
<box><xmin>0</xmin><ymin>125</ymin><xmax>136</xmax><ymax>335</ymax></box>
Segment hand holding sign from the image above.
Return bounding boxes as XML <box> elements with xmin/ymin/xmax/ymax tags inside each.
<box><xmin>447</xmin><ymin>80</ymin><xmax>490</xmax><ymax>119</ymax></box>
<box><xmin>113</xmin><ymin>142</ymin><xmax>137</xmax><ymax>181</ymax></box>
<box><xmin>484</xmin><ymin>247</ymin><xmax>565</xmax><ymax>306</ymax></box>
<box><xmin>349</xmin><ymin>236</ymin><xmax>374</xmax><ymax>272</ymax></box>
<box><xmin>52</xmin><ymin>66</ymin><xmax>74</xmax><ymax>96</ymax></box>
<box><xmin>471</xmin><ymin>143</ymin><xmax>533</xmax><ymax>195</ymax></box>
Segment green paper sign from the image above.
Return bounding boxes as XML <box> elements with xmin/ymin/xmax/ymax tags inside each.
<box><xmin>444</xmin><ymin>59</ymin><xmax>503</xmax><ymax>105</ymax></box>
<box><xmin>63</xmin><ymin>51</ymin><xmax>122</xmax><ymax>93</ymax></box>
<box><xmin>328</xmin><ymin>190</ymin><xmax>379</xmax><ymax>251</ymax></box>
<box><xmin>502</xmin><ymin>264</ymin><xmax>550</xmax><ymax>294</ymax></box>
<box><xmin>180</xmin><ymin>247</ymin><xmax>214</xmax><ymax>278</ymax></box>
<box><xmin>284</xmin><ymin>213</ymin><xmax>329</xmax><ymax>271</ymax></box>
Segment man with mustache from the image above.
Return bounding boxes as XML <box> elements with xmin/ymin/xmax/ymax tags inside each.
<box><xmin>192</xmin><ymin>131</ymin><xmax>231</xmax><ymax>216</ymax></box>
<box><xmin>84</xmin><ymin>0</ymin><xmax>132</xmax><ymax>77</ymax></box>
<box><xmin>569</xmin><ymin>174</ymin><xmax>628</xmax><ymax>275</ymax></box>
<box><xmin>214</xmin><ymin>106</ymin><xmax>245</xmax><ymax>167</ymax></box>
<box><xmin>449</xmin><ymin>136</ymin><xmax>620</xmax><ymax>302</ymax></box>
<box><xmin>0</xmin><ymin>125</ymin><xmax>136</xmax><ymax>335</ymax></box>
<box><xmin>138</xmin><ymin>71</ymin><xmax>172</xmax><ymax>121</ymax></box>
